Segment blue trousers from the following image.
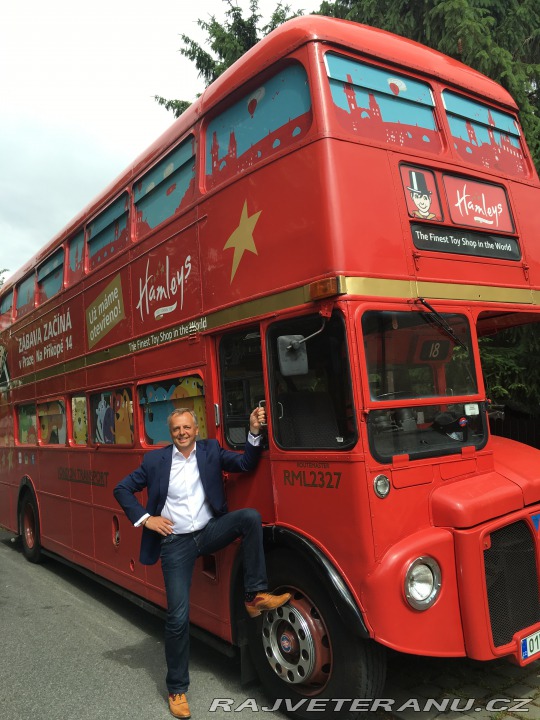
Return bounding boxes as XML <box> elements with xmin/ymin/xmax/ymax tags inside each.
<box><xmin>159</xmin><ymin>508</ymin><xmax>267</xmax><ymax>694</ymax></box>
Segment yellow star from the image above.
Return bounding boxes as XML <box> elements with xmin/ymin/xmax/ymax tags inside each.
<box><xmin>224</xmin><ymin>201</ymin><xmax>261</xmax><ymax>282</ymax></box>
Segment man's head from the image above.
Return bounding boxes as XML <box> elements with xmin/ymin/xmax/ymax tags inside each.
<box><xmin>168</xmin><ymin>408</ymin><xmax>199</xmax><ymax>456</ymax></box>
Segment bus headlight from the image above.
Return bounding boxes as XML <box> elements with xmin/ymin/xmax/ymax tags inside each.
<box><xmin>404</xmin><ymin>556</ymin><xmax>441</xmax><ymax>610</ymax></box>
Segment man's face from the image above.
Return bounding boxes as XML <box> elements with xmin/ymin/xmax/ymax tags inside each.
<box><xmin>411</xmin><ymin>191</ymin><xmax>432</xmax><ymax>215</ymax></box>
<box><xmin>169</xmin><ymin>412</ymin><xmax>199</xmax><ymax>456</ymax></box>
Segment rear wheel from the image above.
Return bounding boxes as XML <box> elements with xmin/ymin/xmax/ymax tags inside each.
<box><xmin>19</xmin><ymin>492</ymin><xmax>43</xmax><ymax>563</ymax></box>
<box><xmin>248</xmin><ymin>550</ymin><xmax>386</xmax><ymax>719</ymax></box>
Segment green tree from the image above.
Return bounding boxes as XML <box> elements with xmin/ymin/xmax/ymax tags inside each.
<box><xmin>155</xmin><ymin>0</ymin><xmax>302</xmax><ymax>118</ymax></box>
<box><xmin>0</xmin><ymin>270</ymin><xmax>6</xmax><ymax>288</ymax></box>
<box><xmin>318</xmin><ymin>0</ymin><xmax>540</xmax><ymax>172</ymax></box>
<box><xmin>479</xmin><ymin>325</ymin><xmax>540</xmax><ymax>415</ymax></box>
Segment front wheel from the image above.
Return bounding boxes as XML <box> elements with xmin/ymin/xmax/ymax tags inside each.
<box><xmin>248</xmin><ymin>550</ymin><xmax>386</xmax><ymax>719</ymax></box>
<box><xmin>19</xmin><ymin>492</ymin><xmax>43</xmax><ymax>563</ymax></box>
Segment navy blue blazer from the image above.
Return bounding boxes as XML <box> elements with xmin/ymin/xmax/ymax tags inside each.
<box><xmin>113</xmin><ymin>438</ymin><xmax>261</xmax><ymax>565</ymax></box>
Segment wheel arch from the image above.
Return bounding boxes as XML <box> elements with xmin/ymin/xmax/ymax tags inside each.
<box><xmin>231</xmin><ymin>524</ymin><xmax>369</xmax><ymax>649</ymax></box>
<box><xmin>17</xmin><ymin>475</ymin><xmax>39</xmax><ymax>534</ymax></box>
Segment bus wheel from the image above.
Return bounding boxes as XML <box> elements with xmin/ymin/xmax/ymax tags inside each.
<box><xmin>19</xmin><ymin>492</ymin><xmax>43</xmax><ymax>563</ymax></box>
<box><xmin>248</xmin><ymin>550</ymin><xmax>386</xmax><ymax>718</ymax></box>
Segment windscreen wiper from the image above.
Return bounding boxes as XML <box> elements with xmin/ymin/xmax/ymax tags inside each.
<box><xmin>416</xmin><ymin>298</ymin><xmax>468</xmax><ymax>351</ymax></box>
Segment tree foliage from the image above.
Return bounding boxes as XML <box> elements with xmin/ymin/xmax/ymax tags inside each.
<box><xmin>155</xmin><ymin>1</ymin><xmax>302</xmax><ymax>118</ymax></box>
<box><xmin>479</xmin><ymin>325</ymin><xmax>540</xmax><ymax>414</ymax></box>
<box><xmin>318</xmin><ymin>0</ymin><xmax>540</xmax><ymax>172</ymax></box>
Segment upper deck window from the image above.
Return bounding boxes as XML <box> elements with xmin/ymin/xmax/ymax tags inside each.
<box><xmin>87</xmin><ymin>193</ymin><xmax>130</xmax><ymax>271</ymax></box>
<box><xmin>66</xmin><ymin>230</ymin><xmax>85</xmax><ymax>285</ymax></box>
<box><xmin>134</xmin><ymin>136</ymin><xmax>196</xmax><ymax>238</ymax></box>
<box><xmin>15</xmin><ymin>274</ymin><xmax>35</xmax><ymax>318</ymax></box>
<box><xmin>325</xmin><ymin>52</ymin><xmax>442</xmax><ymax>154</ymax></box>
<box><xmin>205</xmin><ymin>63</ymin><xmax>312</xmax><ymax>189</ymax></box>
<box><xmin>37</xmin><ymin>248</ymin><xmax>64</xmax><ymax>303</ymax></box>
<box><xmin>443</xmin><ymin>91</ymin><xmax>526</xmax><ymax>178</ymax></box>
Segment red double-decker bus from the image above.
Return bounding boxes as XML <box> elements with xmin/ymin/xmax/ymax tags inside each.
<box><xmin>1</xmin><ymin>15</ymin><xmax>540</xmax><ymax>717</ymax></box>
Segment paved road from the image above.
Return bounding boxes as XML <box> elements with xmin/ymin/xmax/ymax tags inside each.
<box><xmin>0</xmin><ymin>528</ymin><xmax>287</xmax><ymax>720</ymax></box>
<box><xmin>2</xmin><ymin>525</ymin><xmax>540</xmax><ymax>720</ymax></box>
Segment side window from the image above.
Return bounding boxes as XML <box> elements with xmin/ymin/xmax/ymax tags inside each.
<box><xmin>89</xmin><ymin>387</ymin><xmax>133</xmax><ymax>445</ymax></box>
<box><xmin>71</xmin><ymin>396</ymin><xmax>88</xmax><ymax>445</ymax></box>
<box><xmin>66</xmin><ymin>230</ymin><xmax>85</xmax><ymax>285</ymax></box>
<box><xmin>219</xmin><ymin>330</ymin><xmax>264</xmax><ymax>448</ymax></box>
<box><xmin>134</xmin><ymin>136</ymin><xmax>196</xmax><ymax>238</ymax></box>
<box><xmin>38</xmin><ymin>400</ymin><xmax>66</xmax><ymax>444</ymax></box>
<box><xmin>325</xmin><ymin>52</ymin><xmax>442</xmax><ymax>154</ymax></box>
<box><xmin>17</xmin><ymin>403</ymin><xmax>37</xmax><ymax>444</ymax></box>
<box><xmin>138</xmin><ymin>375</ymin><xmax>207</xmax><ymax>446</ymax></box>
<box><xmin>87</xmin><ymin>193</ymin><xmax>130</xmax><ymax>271</ymax></box>
<box><xmin>205</xmin><ymin>63</ymin><xmax>312</xmax><ymax>189</ymax></box>
<box><xmin>0</xmin><ymin>289</ymin><xmax>13</xmax><ymax>329</ymax></box>
<box><xmin>37</xmin><ymin>248</ymin><xmax>64</xmax><ymax>304</ymax></box>
<box><xmin>267</xmin><ymin>312</ymin><xmax>357</xmax><ymax>450</ymax></box>
<box><xmin>15</xmin><ymin>274</ymin><xmax>35</xmax><ymax>318</ymax></box>
<box><xmin>443</xmin><ymin>90</ymin><xmax>526</xmax><ymax>178</ymax></box>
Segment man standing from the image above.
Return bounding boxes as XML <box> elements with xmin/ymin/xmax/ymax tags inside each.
<box><xmin>114</xmin><ymin>406</ymin><xmax>290</xmax><ymax>719</ymax></box>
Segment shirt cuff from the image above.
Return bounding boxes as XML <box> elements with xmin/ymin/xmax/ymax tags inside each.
<box><xmin>248</xmin><ymin>432</ymin><xmax>262</xmax><ymax>446</ymax></box>
<box><xmin>135</xmin><ymin>513</ymin><xmax>150</xmax><ymax>527</ymax></box>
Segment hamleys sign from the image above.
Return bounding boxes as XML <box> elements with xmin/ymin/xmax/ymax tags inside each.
<box><xmin>444</xmin><ymin>175</ymin><xmax>514</xmax><ymax>233</ymax></box>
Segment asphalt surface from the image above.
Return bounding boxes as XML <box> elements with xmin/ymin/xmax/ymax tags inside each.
<box><xmin>2</xmin><ymin>525</ymin><xmax>540</xmax><ymax>720</ymax></box>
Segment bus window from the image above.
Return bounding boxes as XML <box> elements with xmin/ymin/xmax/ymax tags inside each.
<box><xmin>87</xmin><ymin>193</ymin><xmax>130</xmax><ymax>271</ymax></box>
<box><xmin>37</xmin><ymin>248</ymin><xmax>64</xmax><ymax>304</ymax></box>
<box><xmin>325</xmin><ymin>52</ymin><xmax>442</xmax><ymax>154</ymax></box>
<box><xmin>134</xmin><ymin>136</ymin><xmax>196</xmax><ymax>238</ymax></box>
<box><xmin>362</xmin><ymin>309</ymin><xmax>487</xmax><ymax>462</ymax></box>
<box><xmin>267</xmin><ymin>312</ymin><xmax>357</xmax><ymax>450</ymax></box>
<box><xmin>205</xmin><ymin>63</ymin><xmax>312</xmax><ymax>190</ymax></box>
<box><xmin>15</xmin><ymin>274</ymin><xmax>35</xmax><ymax>318</ymax></box>
<box><xmin>38</xmin><ymin>400</ymin><xmax>66</xmax><ymax>445</ymax></box>
<box><xmin>219</xmin><ymin>331</ymin><xmax>264</xmax><ymax>448</ymax></box>
<box><xmin>71</xmin><ymin>396</ymin><xmax>88</xmax><ymax>445</ymax></box>
<box><xmin>0</xmin><ymin>343</ymin><xmax>9</xmax><ymax>387</ymax></box>
<box><xmin>443</xmin><ymin>90</ymin><xmax>527</xmax><ymax>178</ymax></box>
<box><xmin>17</xmin><ymin>403</ymin><xmax>37</xmax><ymax>444</ymax></box>
<box><xmin>66</xmin><ymin>230</ymin><xmax>85</xmax><ymax>285</ymax></box>
<box><xmin>0</xmin><ymin>289</ymin><xmax>13</xmax><ymax>329</ymax></box>
<box><xmin>89</xmin><ymin>387</ymin><xmax>133</xmax><ymax>445</ymax></box>
<box><xmin>138</xmin><ymin>375</ymin><xmax>207</xmax><ymax>446</ymax></box>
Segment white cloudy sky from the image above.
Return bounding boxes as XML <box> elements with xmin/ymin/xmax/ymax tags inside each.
<box><xmin>1</xmin><ymin>0</ymin><xmax>309</xmax><ymax>280</ymax></box>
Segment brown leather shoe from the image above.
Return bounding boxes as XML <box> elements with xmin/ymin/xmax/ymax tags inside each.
<box><xmin>169</xmin><ymin>692</ymin><xmax>191</xmax><ymax>718</ymax></box>
<box><xmin>245</xmin><ymin>591</ymin><xmax>292</xmax><ymax>618</ymax></box>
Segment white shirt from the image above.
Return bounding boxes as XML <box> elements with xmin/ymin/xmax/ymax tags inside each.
<box><xmin>162</xmin><ymin>445</ymin><xmax>214</xmax><ymax>533</ymax></box>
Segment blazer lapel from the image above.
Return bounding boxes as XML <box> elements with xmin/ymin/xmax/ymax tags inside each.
<box><xmin>158</xmin><ymin>445</ymin><xmax>174</xmax><ymax>507</ymax></box>
<box><xmin>196</xmin><ymin>441</ymin><xmax>207</xmax><ymax>491</ymax></box>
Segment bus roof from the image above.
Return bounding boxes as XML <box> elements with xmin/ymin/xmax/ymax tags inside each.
<box><xmin>3</xmin><ymin>15</ymin><xmax>520</xmax><ymax>290</ymax></box>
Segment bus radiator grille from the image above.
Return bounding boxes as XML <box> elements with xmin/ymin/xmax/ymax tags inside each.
<box><xmin>483</xmin><ymin>520</ymin><xmax>540</xmax><ymax>647</ymax></box>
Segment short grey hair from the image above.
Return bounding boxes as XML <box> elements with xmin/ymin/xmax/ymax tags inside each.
<box><xmin>167</xmin><ymin>408</ymin><xmax>198</xmax><ymax>428</ymax></box>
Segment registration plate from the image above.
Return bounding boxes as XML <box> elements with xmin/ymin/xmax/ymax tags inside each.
<box><xmin>521</xmin><ymin>630</ymin><xmax>540</xmax><ymax>660</ymax></box>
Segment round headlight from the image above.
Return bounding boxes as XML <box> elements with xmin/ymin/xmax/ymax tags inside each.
<box><xmin>373</xmin><ymin>474</ymin><xmax>390</xmax><ymax>498</ymax></box>
<box><xmin>404</xmin><ymin>556</ymin><xmax>441</xmax><ymax>610</ymax></box>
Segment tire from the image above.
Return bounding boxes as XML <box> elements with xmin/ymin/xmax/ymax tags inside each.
<box><xmin>248</xmin><ymin>549</ymin><xmax>386</xmax><ymax>719</ymax></box>
<box><xmin>19</xmin><ymin>492</ymin><xmax>43</xmax><ymax>563</ymax></box>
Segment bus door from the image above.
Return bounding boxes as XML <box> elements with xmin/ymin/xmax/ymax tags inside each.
<box><xmin>264</xmin><ymin>310</ymin><xmax>363</xmax><ymax>552</ymax></box>
<box><xmin>217</xmin><ymin>327</ymin><xmax>274</xmax><ymax>519</ymax></box>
